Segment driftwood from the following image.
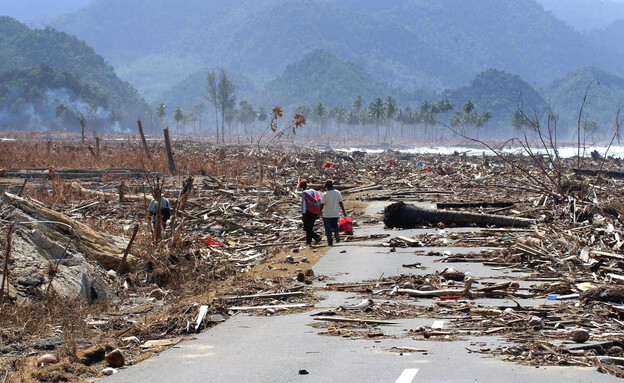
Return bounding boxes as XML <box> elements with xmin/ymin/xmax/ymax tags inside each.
<box><xmin>0</xmin><ymin>168</ymin><xmax>161</xmax><ymax>180</ymax></box>
<box><xmin>580</xmin><ymin>286</ymin><xmax>624</xmax><ymax>304</ymax></box>
<box><xmin>383</xmin><ymin>201</ymin><xmax>535</xmax><ymax>229</ymax></box>
<box><xmin>436</xmin><ymin>202</ymin><xmax>514</xmax><ymax>209</ymax></box>
<box><xmin>137</xmin><ymin>120</ymin><xmax>152</xmax><ymax>161</ymax></box>
<box><xmin>3</xmin><ymin>192</ymin><xmax>137</xmax><ymax>271</ymax></box>
<box><xmin>313</xmin><ymin>316</ymin><xmax>398</xmax><ymax>325</ymax></box>
<box><xmin>573</xmin><ymin>168</ymin><xmax>624</xmax><ymax>179</ymax></box>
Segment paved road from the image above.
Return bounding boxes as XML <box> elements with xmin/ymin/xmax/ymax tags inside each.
<box><xmin>104</xmin><ymin>202</ymin><xmax>618</xmax><ymax>383</ymax></box>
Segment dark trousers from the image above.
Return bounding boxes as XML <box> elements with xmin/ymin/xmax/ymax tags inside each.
<box><xmin>303</xmin><ymin>212</ymin><xmax>321</xmax><ymax>244</ymax></box>
<box><xmin>323</xmin><ymin>217</ymin><xmax>339</xmax><ymax>246</ymax></box>
<box><xmin>152</xmin><ymin>208</ymin><xmax>171</xmax><ymax>229</ymax></box>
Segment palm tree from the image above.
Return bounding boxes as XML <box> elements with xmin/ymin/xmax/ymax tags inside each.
<box><xmin>174</xmin><ymin>106</ymin><xmax>185</xmax><ymax>132</ymax></box>
<box><xmin>384</xmin><ymin>96</ymin><xmax>398</xmax><ymax>140</ymax></box>
<box><xmin>352</xmin><ymin>96</ymin><xmax>364</xmax><ymax>115</ymax></box>
<box><xmin>333</xmin><ymin>105</ymin><xmax>347</xmax><ymax>136</ymax></box>
<box><xmin>156</xmin><ymin>103</ymin><xmax>167</xmax><ymax>128</ymax></box>
<box><xmin>369</xmin><ymin>97</ymin><xmax>385</xmax><ymax>140</ymax></box>
<box><xmin>313</xmin><ymin>102</ymin><xmax>326</xmax><ymax>134</ymax></box>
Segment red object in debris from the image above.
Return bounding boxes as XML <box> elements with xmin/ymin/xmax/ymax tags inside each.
<box><xmin>385</xmin><ymin>160</ymin><xmax>398</xmax><ymax>167</ymax></box>
<box><xmin>203</xmin><ymin>237</ymin><xmax>221</xmax><ymax>246</ymax></box>
<box><xmin>435</xmin><ymin>296</ymin><xmax>461</xmax><ymax>300</ymax></box>
<box><xmin>323</xmin><ymin>162</ymin><xmax>334</xmax><ymax>169</ymax></box>
<box><xmin>338</xmin><ymin>217</ymin><xmax>353</xmax><ymax>233</ymax></box>
<box><xmin>422</xmin><ymin>167</ymin><xmax>431</xmax><ymax>172</ymax></box>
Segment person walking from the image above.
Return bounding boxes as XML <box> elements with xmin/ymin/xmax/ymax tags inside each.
<box><xmin>319</xmin><ymin>180</ymin><xmax>347</xmax><ymax>246</ymax></box>
<box><xmin>298</xmin><ymin>180</ymin><xmax>322</xmax><ymax>245</ymax></box>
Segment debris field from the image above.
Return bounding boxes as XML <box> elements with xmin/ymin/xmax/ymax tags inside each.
<box><xmin>2</xmin><ymin>135</ymin><xmax>624</xmax><ymax>381</ymax></box>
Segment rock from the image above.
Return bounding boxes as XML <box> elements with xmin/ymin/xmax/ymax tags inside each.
<box><xmin>285</xmin><ymin>255</ymin><xmax>296</xmax><ymax>264</ymax></box>
<box><xmin>101</xmin><ymin>367</ymin><xmax>118</xmax><ymax>376</ymax></box>
<box><xmin>79</xmin><ymin>344</ymin><xmax>112</xmax><ymax>366</ymax></box>
<box><xmin>36</xmin><ymin>353</ymin><xmax>59</xmax><ymax>367</ymax></box>
<box><xmin>570</xmin><ymin>329</ymin><xmax>590</xmax><ymax>343</ymax></box>
<box><xmin>105</xmin><ymin>349</ymin><xmax>125</xmax><ymax>367</ymax></box>
<box><xmin>296</xmin><ymin>272</ymin><xmax>306</xmax><ymax>282</ymax></box>
<box><xmin>32</xmin><ymin>337</ymin><xmax>63</xmax><ymax>351</ymax></box>
<box><xmin>304</xmin><ymin>269</ymin><xmax>315</xmax><ymax>277</ymax></box>
<box><xmin>528</xmin><ymin>316</ymin><xmax>544</xmax><ymax>328</ymax></box>
<box><xmin>107</xmin><ymin>270</ymin><xmax>117</xmax><ymax>279</ymax></box>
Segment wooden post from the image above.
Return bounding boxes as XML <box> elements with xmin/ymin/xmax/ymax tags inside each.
<box><xmin>95</xmin><ymin>136</ymin><xmax>100</xmax><ymax>158</ymax></box>
<box><xmin>163</xmin><ymin>127</ymin><xmax>176</xmax><ymax>172</ymax></box>
<box><xmin>137</xmin><ymin>120</ymin><xmax>151</xmax><ymax>160</ymax></box>
<box><xmin>18</xmin><ymin>179</ymin><xmax>27</xmax><ymax>196</ymax></box>
<box><xmin>117</xmin><ymin>224</ymin><xmax>139</xmax><ymax>274</ymax></box>
<box><xmin>0</xmin><ymin>223</ymin><xmax>14</xmax><ymax>302</ymax></box>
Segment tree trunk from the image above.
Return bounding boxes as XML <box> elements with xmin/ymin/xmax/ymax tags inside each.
<box><xmin>383</xmin><ymin>201</ymin><xmax>535</xmax><ymax>229</ymax></box>
<box><xmin>137</xmin><ymin>120</ymin><xmax>152</xmax><ymax>161</ymax></box>
<box><xmin>163</xmin><ymin>127</ymin><xmax>176</xmax><ymax>172</ymax></box>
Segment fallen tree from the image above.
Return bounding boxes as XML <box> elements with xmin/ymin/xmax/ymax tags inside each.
<box><xmin>383</xmin><ymin>201</ymin><xmax>535</xmax><ymax>229</ymax></box>
<box><xmin>2</xmin><ymin>192</ymin><xmax>138</xmax><ymax>302</ymax></box>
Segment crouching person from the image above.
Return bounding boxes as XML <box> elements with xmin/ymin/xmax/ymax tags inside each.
<box><xmin>149</xmin><ymin>196</ymin><xmax>171</xmax><ymax>230</ymax></box>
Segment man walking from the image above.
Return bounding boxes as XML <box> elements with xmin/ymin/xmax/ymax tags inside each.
<box><xmin>319</xmin><ymin>180</ymin><xmax>347</xmax><ymax>246</ymax></box>
<box><xmin>298</xmin><ymin>180</ymin><xmax>322</xmax><ymax>245</ymax></box>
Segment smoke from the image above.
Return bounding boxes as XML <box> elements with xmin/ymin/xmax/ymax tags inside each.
<box><xmin>0</xmin><ymin>86</ymin><xmax>121</xmax><ymax>132</ymax></box>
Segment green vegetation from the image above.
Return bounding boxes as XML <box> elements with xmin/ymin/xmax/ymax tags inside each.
<box><xmin>544</xmin><ymin>66</ymin><xmax>624</xmax><ymax>138</ymax></box>
<box><xmin>264</xmin><ymin>50</ymin><xmax>425</xmax><ymax>110</ymax></box>
<box><xmin>0</xmin><ymin>16</ymin><xmax>151</xmax><ymax>130</ymax></box>
<box><xmin>442</xmin><ymin>69</ymin><xmax>547</xmax><ymax>133</ymax></box>
<box><xmin>49</xmin><ymin>0</ymin><xmax>621</xmax><ymax>100</ymax></box>
<box><xmin>0</xmin><ymin>63</ymin><xmax>112</xmax><ymax>131</ymax></box>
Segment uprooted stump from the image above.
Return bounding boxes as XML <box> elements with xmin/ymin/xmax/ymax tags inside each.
<box><xmin>2</xmin><ymin>192</ymin><xmax>138</xmax><ymax>303</ymax></box>
<box><xmin>383</xmin><ymin>201</ymin><xmax>535</xmax><ymax>229</ymax></box>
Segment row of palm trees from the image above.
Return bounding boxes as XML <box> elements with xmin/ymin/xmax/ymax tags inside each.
<box><xmin>294</xmin><ymin>96</ymin><xmax>459</xmax><ymax>141</ymax></box>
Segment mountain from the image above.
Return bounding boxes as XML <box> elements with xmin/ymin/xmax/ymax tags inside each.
<box><xmin>586</xmin><ymin>20</ymin><xmax>624</xmax><ymax>78</ymax></box>
<box><xmin>535</xmin><ymin>0</ymin><xmax>624</xmax><ymax>31</ymax></box>
<box><xmin>0</xmin><ymin>63</ymin><xmax>111</xmax><ymax>131</ymax></box>
<box><xmin>376</xmin><ymin>0</ymin><xmax>599</xmax><ymax>87</ymax></box>
<box><xmin>0</xmin><ymin>16</ymin><xmax>152</xmax><ymax>130</ymax></box>
<box><xmin>158</xmin><ymin>69</ymin><xmax>258</xmax><ymax>113</ymax></box>
<box><xmin>0</xmin><ymin>0</ymin><xmax>93</xmax><ymax>24</ymax></box>
<box><xmin>46</xmin><ymin>0</ymin><xmax>621</xmax><ymax>110</ymax></box>
<box><xmin>263</xmin><ymin>50</ymin><xmax>428</xmax><ymax>110</ymax></box>
<box><xmin>441</xmin><ymin>69</ymin><xmax>547</xmax><ymax>129</ymax></box>
<box><xmin>544</xmin><ymin>66</ymin><xmax>624</xmax><ymax>136</ymax></box>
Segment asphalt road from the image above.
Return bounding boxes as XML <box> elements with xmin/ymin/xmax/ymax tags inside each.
<box><xmin>103</xmin><ymin>202</ymin><xmax>619</xmax><ymax>383</ymax></box>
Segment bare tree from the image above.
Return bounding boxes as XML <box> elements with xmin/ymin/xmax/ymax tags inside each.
<box><xmin>204</xmin><ymin>70</ymin><xmax>219</xmax><ymax>144</ymax></box>
<box><xmin>217</xmin><ymin>68</ymin><xmax>236</xmax><ymax>145</ymax></box>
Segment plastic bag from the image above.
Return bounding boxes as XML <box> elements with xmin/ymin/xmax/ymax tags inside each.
<box><xmin>338</xmin><ymin>217</ymin><xmax>353</xmax><ymax>234</ymax></box>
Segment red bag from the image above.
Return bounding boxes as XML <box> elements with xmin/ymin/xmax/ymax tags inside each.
<box><xmin>338</xmin><ymin>217</ymin><xmax>353</xmax><ymax>234</ymax></box>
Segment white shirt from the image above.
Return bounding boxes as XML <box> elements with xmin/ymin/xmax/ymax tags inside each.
<box><xmin>149</xmin><ymin>197</ymin><xmax>169</xmax><ymax>213</ymax></box>
<box><xmin>321</xmin><ymin>189</ymin><xmax>343</xmax><ymax>218</ymax></box>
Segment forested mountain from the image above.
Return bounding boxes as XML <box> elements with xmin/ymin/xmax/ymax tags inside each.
<box><xmin>263</xmin><ymin>50</ymin><xmax>427</xmax><ymax>110</ymax></box>
<box><xmin>0</xmin><ymin>16</ymin><xmax>151</xmax><ymax>131</ymax></box>
<box><xmin>158</xmin><ymin>70</ymin><xmax>257</xmax><ymax>114</ymax></box>
<box><xmin>544</xmin><ymin>67</ymin><xmax>624</xmax><ymax>137</ymax></box>
<box><xmin>536</xmin><ymin>0</ymin><xmax>624</xmax><ymax>31</ymax></box>
<box><xmin>0</xmin><ymin>0</ymin><xmax>92</xmax><ymax>23</ymax></box>
<box><xmin>47</xmin><ymin>0</ymin><xmax>612</xmax><ymax>103</ymax></box>
<box><xmin>441</xmin><ymin>69</ymin><xmax>547</xmax><ymax>129</ymax></box>
<box><xmin>0</xmin><ymin>64</ymin><xmax>110</xmax><ymax>131</ymax></box>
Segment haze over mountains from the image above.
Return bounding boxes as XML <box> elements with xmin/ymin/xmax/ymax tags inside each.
<box><xmin>0</xmin><ymin>0</ymin><xmax>623</xmax><ymax>136</ymax></box>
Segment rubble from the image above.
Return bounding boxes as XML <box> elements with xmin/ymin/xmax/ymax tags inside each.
<box><xmin>3</xmin><ymin>136</ymin><xmax>624</xmax><ymax>380</ymax></box>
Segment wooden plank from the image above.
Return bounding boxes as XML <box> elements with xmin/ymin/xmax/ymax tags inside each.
<box><xmin>228</xmin><ymin>303</ymin><xmax>311</xmax><ymax>311</ymax></box>
<box><xmin>313</xmin><ymin>316</ymin><xmax>398</xmax><ymax>325</ymax></box>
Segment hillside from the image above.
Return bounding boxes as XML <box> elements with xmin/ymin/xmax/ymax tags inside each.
<box><xmin>263</xmin><ymin>50</ymin><xmax>427</xmax><ymax>110</ymax></box>
<box><xmin>158</xmin><ymin>69</ymin><xmax>258</xmax><ymax>112</ymax></box>
<box><xmin>0</xmin><ymin>0</ymin><xmax>93</xmax><ymax>23</ymax></box>
<box><xmin>377</xmin><ymin>0</ymin><xmax>599</xmax><ymax>87</ymax></box>
<box><xmin>536</xmin><ymin>0</ymin><xmax>624</xmax><ymax>31</ymax></box>
<box><xmin>0</xmin><ymin>16</ymin><xmax>151</xmax><ymax>130</ymax></box>
<box><xmin>544</xmin><ymin>66</ymin><xmax>624</xmax><ymax>136</ymax></box>
<box><xmin>0</xmin><ymin>63</ymin><xmax>111</xmax><ymax>131</ymax></box>
<box><xmin>441</xmin><ymin>69</ymin><xmax>547</xmax><ymax>130</ymax></box>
